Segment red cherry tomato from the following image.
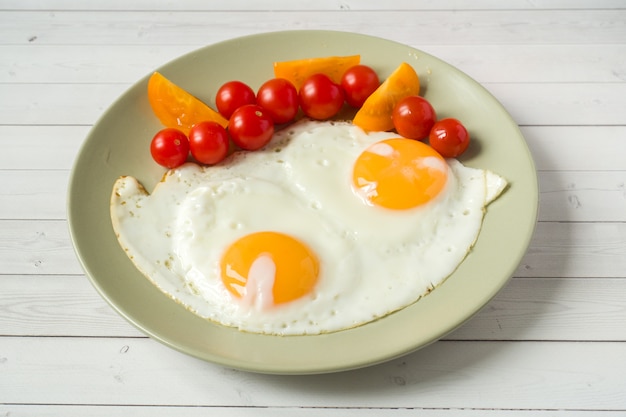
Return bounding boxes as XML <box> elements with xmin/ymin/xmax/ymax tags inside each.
<box><xmin>228</xmin><ymin>104</ymin><xmax>275</xmax><ymax>151</ymax></box>
<box><xmin>215</xmin><ymin>80</ymin><xmax>256</xmax><ymax>119</ymax></box>
<box><xmin>188</xmin><ymin>121</ymin><xmax>230</xmax><ymax>165</ymax></box>
<box><xmin>341</xmin><ymin>64</ymin><xmax>380</xmax><ymax>108</ymax></box>
<box><xmin>150</xmin><ymin>128</ymin><xmax>189</xmax><ymax>168</ymax></box>
<box><xmin>256</xmin><ymin>78</ymin><xmax>299</xmax><ymax>124</ymax></box>
<box><xmin>299</xmin><ymin>73</ymin><xmax>344</xmax><ymax>120</ymax></box>
<box><xmin>429</xmin><ymin>118</ymin><xmax>471</xmax><ymax>158</ymax></box>
<box><xmin>391</xmin><ymin>96</ymin><xmax>437</xmax><ymax>140</ymax></box>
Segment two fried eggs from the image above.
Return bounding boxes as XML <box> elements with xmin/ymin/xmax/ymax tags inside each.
<box><xmin>111</xmin><ymin>120</ymin><xmax>506</xmax><ymax>335</ymax></box>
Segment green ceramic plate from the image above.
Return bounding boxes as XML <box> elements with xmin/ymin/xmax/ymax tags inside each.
<box><xmin>67</xmin><ymin>30</ymin><xmax>537</xmax><ymax>374</ymax></box>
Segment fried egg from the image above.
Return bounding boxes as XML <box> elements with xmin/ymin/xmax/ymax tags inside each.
<box><xmin>110</xmin><ymin>120</ymin><xmax>506</xmax><ymax>335</ymax></box>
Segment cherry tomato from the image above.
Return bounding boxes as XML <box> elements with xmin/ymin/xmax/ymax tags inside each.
<box><xmin>256</xmin><ymin>78</ymin><xmax>299</xmax><ymax>124</ymax></box>
<box><xmin>353</xmin><ymin>62</ymin><xmax>419</xmax><ymax>132</ymax></box>
<box><xmin>429</xmin><ymin>118</ymin><xmax>470</xmax><ymax>158</ymax></box>
<box><xmin>391</xmin><ymin>96</ymin><xmax>437</xmax><ymax>140</ymax></box>
<box><xmin>228</xmin><ymin>104</ymin><xmax>275</xmax><ymax>151</ymax></box>
<box><xmin>215</xmin><ymin>80</ymin><xmax>256</xmax><ymax>119</ymax></box>
<box><xmin>341</xmin><ymin>64</ymin><xmax>380</xmax><ymax>108</ymax></box>
<box><xmin>150</xmin><ymin>128</ymin><xmax>189</xmax><ymax>168</ymax></box>
<box><xmin>188</xmin><ymin>121</ymin><xmax>230</xmax><ymax>165</ymax></box>
<box><xmin>299</xmin><ymin>73</ymin><xmax>344</xmax><ymax>120</ymax></box>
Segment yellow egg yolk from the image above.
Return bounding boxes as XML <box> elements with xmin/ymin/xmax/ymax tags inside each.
<box><xmin>352</xmin><ymin>138</ymin><xmax>448</xmax><ymax>210</ymax></box>
<box><xmin>220</xmin><ymin>231</ymin><xmax>319</xmax><ymax>308</ymax></box>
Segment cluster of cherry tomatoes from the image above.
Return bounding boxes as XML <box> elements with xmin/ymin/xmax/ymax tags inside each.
<box><xmin>150</xmin><ymin>65</ymin><xmax>381</xmax><ymax>169</ymax></box>
<box><xmin>150</xmin><ymin>63</ymin><xmax>470</xmax><ymax>169</ymax></box>
<box><xmin>392</xmin><ymin>96</ymin><xmax>470</xmax><ymax>158</ymax></box>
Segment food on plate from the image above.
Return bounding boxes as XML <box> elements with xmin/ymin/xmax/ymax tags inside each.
<box><xmin>429</xmin><ymin>118</ymin><xmax>471</xmax><ymax>158</ymax></box>
<box><xmin>273</xmin><ymin>55</ymin><xmax>361</xmax><ymax>90</ymax></box>
<box><xmin>132</xmin><ymin>58</ymin><xmax>485</xmax><ymax>334</ymax></box>
<box><xmin>228</xmin><ymin>104</ymin><xmax>275</xmax><ymax>151</ymax></box>
<box><xmin>111</xmin><ymin>120</ymin><xmax>506</xmax><ymax>335</ymax></box>
<box><xmin>215</xmin><ymin>80</ymin><xmax>257</xmax><ymax>119</ymax></box>
<box><xmin>392</xmin><ymin>95</ymin><xmax>437</xmax><ymax>140</ymax></box>
<box><xmin>298</xmin><ymin>73</ymin><xmax>345</xmax><ymax>120</ymax></box>
<box><xmin>148</xmin><ymin>72</ymin><xmax>228</xmax><ymax>135</ymax></box>
<box><xmin>341</xmin><ymin>64</ymin><xmax>381</xmax><ymax>108</ymax></box>
<box><xmin>256</xmin><ymin>78</ymin><xmax>299</xmax><ymax>124</ymax></box>
<box><xmin>188</xmin><ymin>121</ymin><xmax>230</xmax><ymax>165</ymax></box>
<box><xmin>352</xmin><ymin>138</ymin><xmax>447</xmax><ymax>210</ymax></box>
<box><xmin>353</xmin><ymin>62</ymin><xmax>420</xmax><ymax>132</ymax></box>
<box><xmin>150</xmin><ymin>128</ymin><xmax>190</xmax><ymax>169</ymax></box>
<box><xmin>145</xmin><ymin>60</ymin><xmax>472</xmax><ymax>165</ymax></box>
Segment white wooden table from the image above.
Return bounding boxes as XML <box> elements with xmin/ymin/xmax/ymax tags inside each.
<box><xmin>2</xmin><ymin>1</ymin><xmax>625</xmax><ymax>415</ymax></box>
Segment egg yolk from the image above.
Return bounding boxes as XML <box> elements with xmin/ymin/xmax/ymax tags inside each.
<box><xmin>220</xmin><ymin>231</ymin><xmax>319</xmax><ymax>308</ymax></box>
<box><xmin>352</xmin><ymin>138</ymin><xmax>448</xmax><ymax>210</ymax></box>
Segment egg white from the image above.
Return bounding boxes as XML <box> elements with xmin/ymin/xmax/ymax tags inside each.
<box><xmin>111</xmin><ymin>120</ymin><xmax>506</xmax><ymax>335</ymax></box>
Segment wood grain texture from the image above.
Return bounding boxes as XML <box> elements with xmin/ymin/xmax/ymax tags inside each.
<box><xmin>2</xmin><ymin>82</ymin><xmax>624</xmax><ymax>126</ymax></box>
<box><xmin>2</xmin><ymin>406</ymin><xmax>625</xmax><ymax>417</ymax></box>
<box><xmin>3</xmin><ymin>0</ymin><xmax>626</xmax><ymax>11</ymax></box>
<box><xmin>2</xmin><ymin>10</ymin><xmax>625</xmax><ymax>46</ymax></box>
<box><xmin>3</xmin><ymin>44</ymin><xmax>625</xmax><ymax>84</ymax></box>
<box><xmin>0</xmin><ymin>2</ymin><xmax>624</xmax><ymax>415</ymax></box>
<box><xmin>1</xmin><ymin>220</ymin><xmax>626</xmax><ymax>277</ymax></box>
<box><xmin>1</xmin><ymin>337</ymin><xmax>625</xmax><ymax>410</ymax></box>
<box><xmin>2</xmin><ymin>170</ymin><xmax>626</xmax><ymax>221</ymax></box>
<box><xmin>1</xmin><ymin>275</ymin><xmax>624</xmax><ymax>341</ymax></box>
<box><xmin>2</xmin><ymin>126</ymin><xmax>625</xmax><ymax>171</ymax></box>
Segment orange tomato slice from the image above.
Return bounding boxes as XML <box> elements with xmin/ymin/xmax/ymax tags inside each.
<box><xmin>147</xmin><ymin>72</ymin><xmax>228</xmax><ymax>135</ymax></box>
<box><xmin>353</xmin><ymin>62</ymin><xmax>420</xmax><ymax>132</ymax></box>
<box><xmin>273</xmin><ymin>55</ymin><xmax>361</xmax><ymax>90</ymax></box>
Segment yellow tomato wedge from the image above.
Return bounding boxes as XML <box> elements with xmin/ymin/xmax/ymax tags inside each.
<box><xmin>353</xmin><ymin>62</ymin><xmax>420</xmax><ymax>132</ymax></box>
<box><xmin>147</xmin><ymin>72</ymin><xmax>228</xmax><ymax>135</ymax></box>
<box><xmin>273</xmin><ymin>55</ymin><xmax>361</xmax><ymax>90</ymax></box>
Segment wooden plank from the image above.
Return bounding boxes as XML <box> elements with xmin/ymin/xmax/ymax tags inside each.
<box><xmin>1</xmin><ymin>337</ymin><xmax>624</xmax><ymax>410</ymax></box>
<box><xmin>3</xmin><ymin>44</ymin><xmax>625</xmax><ymax>84</ymax></box>
<box><xmin>0</xmin><ymin>275</ymin><xmax>144</xmax><ymax>337</ymax></box>
<box><xmin>515</xmin><ymin>222</ymin><xmax>626</xmax><ymax>278</ymax></box>
<box><xmin>3</xmin><ymin>0</ymin><xmax>625</xmax><ymax>11</ymax></box>
<box><xmin>522</xmin><ymin>126</ymin><xmax>626</xmax><ymax>172</ymax></box>
<box><xmin>0</xmin><ymin>220</ymin><xmax>625</xmax><ymax>278</ymax></box>
<box><xmin>448</xmin><ymin>277</ymin><xmax>626</xmax><ymax>341</ymax></box>
<box><xmin>2</xmin><ymin>169</ymin><xmax>626</xmax><ymax>222</ymax></box>
<box><xmin>2</xmin><ymin>10</ymin><xmax>625</xmax><ymax>46</ymax></box>
<box><xmin>483</xmin><ymin>83</ymin><xmax>626</xmax><ymax>126</ymax></box>
<box><xmin>1</xmin><ymin>82</ymin><xmax>625</xmax><ymax>126</ymax></box>
<box><xmin>1</xmin><ymin>126</ymin><xmax>625</xmax><ymax>172</ymax></box>
<box><xmin>1</xmin><ymin>405</ymin><xmax>623</xmax><ymax>417</ymax></box>
<box><xmin>1</xmin><ymin>275</ymin><xmax>624</xmax><ymax>341</ymax></box>
<box><xmin>0</xmin><ymin>170</ymin><xmax>68</xmax><ymax>220</ymax></box>
<box><xmin>426</xmin><ymin>44</ymin><xmax>626</xmax><ymax>84</ymax></box>
<box><xmin>537</xmin><ymin>171</ymin><xmax>626</xmax><ymax>222</ymax></box>
<box><xmin>0</xmin><ymin>125</ymin><xmax>87</xmax><ymax>170</ymax></box>
<box><xmin>0</xmin><ymin>45</ymin><xmax>191</xmax><ymax>84</ymax></box>
<box><xmin>0</xmin><ymin>83</ymin><xmax>127</xmax><ymax>126</ymax></box>
<box><xmin>0</xmin><ymin>220</ymin><xmax>84</xmax><ymax>275</ymax></box>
